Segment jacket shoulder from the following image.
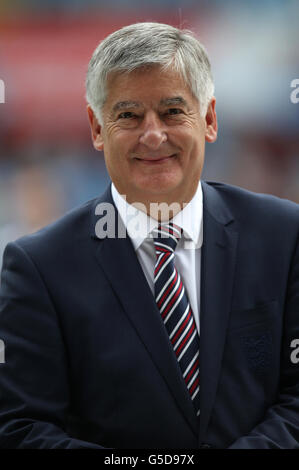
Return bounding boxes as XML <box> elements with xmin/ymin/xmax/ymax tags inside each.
<box><xmin>203</xmin><ymin>181</ymin><xmax>299</xmax><ymax>222</ymax></box>
<box><xmin>8</xmin><ymin>196</ymin><xmax>102</xmax><ymax>259</ymax></box>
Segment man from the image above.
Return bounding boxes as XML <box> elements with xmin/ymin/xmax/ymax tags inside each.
<box><xmin>0</xmin><ymin>22</ymin><xmax>298</xmax><ymax>449</ymax></box>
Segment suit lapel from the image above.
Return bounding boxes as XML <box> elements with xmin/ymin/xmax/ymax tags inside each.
<box><xmin>90</xmin><ymin>187</ymin><xmax>199</xmax><ymax>437</ymax></box>
<box><xmin>199</xmin><ymin>182</ymin><xmax>239</xmax><ymax>441</ymax></box>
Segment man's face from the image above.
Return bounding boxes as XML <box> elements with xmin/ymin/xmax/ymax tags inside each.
<box><xmin>88</xmin><ymin>66</ymin><xmax>217</xmax><ymax>207</ymax></box>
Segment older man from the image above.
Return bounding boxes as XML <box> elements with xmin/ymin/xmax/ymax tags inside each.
<box><xmin>0</xmin><ymin>23</ymin><xmax>298</xmax><ymax>449</ymax></box>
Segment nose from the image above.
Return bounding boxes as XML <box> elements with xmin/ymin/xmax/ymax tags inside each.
<box><xmin>139</xmin><ymin>111</ymin><xmax>167</xmax><ymax>150</ymax></box>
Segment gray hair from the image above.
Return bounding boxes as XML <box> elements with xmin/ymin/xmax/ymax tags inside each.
<box><xmin>86</xmin><ymin>22</ymin><xmax>215</xmax><ymax>124</ymax></box>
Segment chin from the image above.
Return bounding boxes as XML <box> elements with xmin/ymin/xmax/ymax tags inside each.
<box><xmin>138</xmin><ymin>174</ymin><xmax>181</xmax><ymax>192</ymax></box>
<box><xmin>139</xmin><ymin>182</ymin><xmax>178</xmax><ymax>196</ymax></box>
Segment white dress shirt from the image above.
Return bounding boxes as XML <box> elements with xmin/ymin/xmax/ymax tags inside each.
<box><xmin>111</xmin><ymin>182</ymin><xmax>203</xmax><ymax>335</ymax></box>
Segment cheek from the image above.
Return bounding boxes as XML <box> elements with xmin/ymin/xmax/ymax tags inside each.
<box><xmin>106</xmin><ymin>129</ymin><xmax>135</xmax><ymax>154</ymax></box>
<box><xmin>175</xmin><ymin>131</ymin><xmax>203</xmax><ymax>161</ymax></box>
<box><xmin>103</xmin><ymin>138</ymin><xmax>132</xmax><ymax>175</ymax></box>
<box><xmin>187</xmin><ymin>128</ymin><xmax>205</xmax><ymax>153</ymax></box>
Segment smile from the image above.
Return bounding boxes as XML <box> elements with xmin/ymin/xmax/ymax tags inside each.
<box><xmin>135</xmin><ymin>154</ymin><xmax>176</xmax><ymax>164</ymax></box>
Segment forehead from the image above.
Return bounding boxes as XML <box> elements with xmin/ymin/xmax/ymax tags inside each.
<box><xmin>104</xmin><ymin>66</ymin><xmax>196</xmax><ymax>108</ymax></box>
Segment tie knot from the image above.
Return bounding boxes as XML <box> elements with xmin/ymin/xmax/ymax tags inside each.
<box><xmin>152</xmin><ymin>223</ymin><xmax>182</xmax><ymax>254</ymax></box>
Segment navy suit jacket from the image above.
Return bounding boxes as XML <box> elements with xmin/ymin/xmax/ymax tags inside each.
<box><xmin>0</xmin><ymin>181</ymin><xmax>298</xmax><ymax>449</ymax></box>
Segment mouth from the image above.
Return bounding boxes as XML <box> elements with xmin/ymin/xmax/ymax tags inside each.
<box><xmin>135</xmin><ymin>154</ymin><xmax>176</xmax><ymax>164</ymax></box>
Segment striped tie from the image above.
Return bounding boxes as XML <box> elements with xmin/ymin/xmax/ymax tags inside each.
<box><xmin>152</xmin><ymin>223</ymin><xmax>200</xmax><ymax>417</ymax></box>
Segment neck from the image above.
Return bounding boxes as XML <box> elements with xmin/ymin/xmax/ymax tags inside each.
<box><xmin>116</xmin><ymin>182</ymin><xmax>200</xmax><ymax>222</ymax></box>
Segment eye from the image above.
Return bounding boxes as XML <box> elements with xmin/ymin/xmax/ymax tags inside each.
<box><xmin>166</xmin><ymin>108</ymin><xmax>183</xmax><ymax>115</ymax></box>
<box><xmin>118</xmin><ymin>111</ymin><xmax>136</xmax><ymax>119</ymax></box>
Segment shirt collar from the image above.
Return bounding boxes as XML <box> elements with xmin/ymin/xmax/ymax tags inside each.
<box><xmin>111</xmin><ymin>181</ymin><xmax>203</xmax><ymax>251</ymax></box>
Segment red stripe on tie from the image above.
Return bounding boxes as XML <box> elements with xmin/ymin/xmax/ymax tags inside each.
<box><xmin>155</xmin><ymin>252</ymin><xmax>170</xmax><ymax>276</ymax></box>
<box><xmin>160</xmin><ymin>226</ymin><xmax>176</xmax><ymax>237</ymax></box>
<box><xmin>161</xmin><ymin>280</ymin><xmax>183</xmax><ymax>319</ymax></box>
<box><xmin>171</xmin><ymin>309</ymin><xmax>192</xmax><ymax>345</ymax></box>
<box><xmin>175</xmin><ymin>321</ymin><xmax>195</xmax><ymax>356</ymax></box>
<box><xmin>189</xmin><ymin>376</ymin><xmax>200</xmax><ymax>396</ymax></box>
<box><xmin>184</xmin><ymin>359</ymin><xmax>199</xmax><ymax>386</ymax></box>
<box><xmin>172</xmin><ymin>223</ymin><xmax>181</xmax><ymax>232</ymax></box>
<box><xmin>155</xmin><ymin>245</ymin><xmax>170</xmax><ymax>254</ymax></box>
<box><xmin>158</xmin><ymin>270</ymin><xmax>178</xmax><ymax>308</ymax></box>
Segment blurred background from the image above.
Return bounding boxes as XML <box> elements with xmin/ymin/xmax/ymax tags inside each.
<box><xmin>0</xmin><ymin>0</ymin><xmax>299</xmax><ymax>268</ymax></box>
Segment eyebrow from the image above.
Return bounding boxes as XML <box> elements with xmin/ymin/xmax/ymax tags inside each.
<box><xmin>112</xmin><ymin>101</ymin><xmax>142</xmax><ymax>113</ymax></box>
<box><xmin>159</xmin><ymin>97</ymin><xmax>188</xmax><ymax>107</ymax></box>
<box><xmin>112</xmin><ymin>96</ymin><xmax>188</xmax><ymax>114</ymax></box>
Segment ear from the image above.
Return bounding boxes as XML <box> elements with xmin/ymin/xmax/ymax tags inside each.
<box><xmin>204</xmin><ymin>97</ymin><xmax>218</xmax><ymax>143</ymax></box>
<box><xmin>87</xmin><ymin>105</ymin><xmax>104</xmax><ymax>151</ymax></box>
